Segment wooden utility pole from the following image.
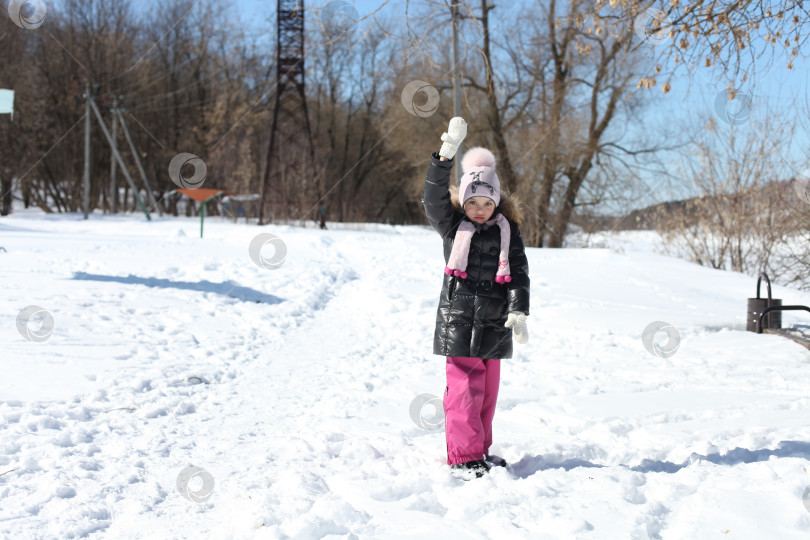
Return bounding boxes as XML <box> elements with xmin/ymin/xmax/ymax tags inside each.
<box><xmin>116</xmin><ymin>107</ymin><xmax>163</xmax><ymax>215</ymax></box>
<box><xmin>451</xmin><ymin>1</ymin><xmax>463</xmax><ymax>184</ymax></box>
<box><xmin>110</xmin><ymin>96</ymin><xmax>119</xmax><ymax>213</ymax></box>
<box><xmin>82</xmin><ymin>84</ymin><xmax>91</xmax><ymax>219</ymax></box>
<box><xmin>88</xmin><ymin>99</ymin><xmax>151</xmax><ymax>220</ymax></box>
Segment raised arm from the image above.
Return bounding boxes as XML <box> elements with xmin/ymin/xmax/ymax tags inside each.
<box><xmin>422</xmin><ymin>117</ymin><xmax>467</xmax><ymax>238</ymax></box>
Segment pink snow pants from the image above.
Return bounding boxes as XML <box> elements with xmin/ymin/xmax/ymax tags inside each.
<box><xmin>443</xmin><ymin>356</ymin><xmax>501</xmax><ymax>465</ymax></box>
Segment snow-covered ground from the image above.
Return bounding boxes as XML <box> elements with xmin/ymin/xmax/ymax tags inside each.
<box><xmin>2</xmin><ymin>209</ymin><xmax>810</xmax><ymax>539</ymax></box>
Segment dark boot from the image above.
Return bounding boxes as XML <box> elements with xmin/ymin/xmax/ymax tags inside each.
<box><xmin>484</xmin><ymin>454</ymin><xmax>507</xmax><ymax>467</ymax></box>
<box><xmin>450</xmin><ymin>459</ymin><xmax>491</xmax><ymax>479</ymax></box>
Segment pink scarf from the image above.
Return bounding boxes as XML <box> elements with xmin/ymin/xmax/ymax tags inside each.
<box><xmin>444</xmin><ymin>213</ymin><xmax>512</xmax><ymax>283</ymax></box>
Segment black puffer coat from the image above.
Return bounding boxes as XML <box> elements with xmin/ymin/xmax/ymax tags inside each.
<box><xmin>422</xmin><ymin>151</ymin><xmax>530</xmax><ymax>359</ymax></box>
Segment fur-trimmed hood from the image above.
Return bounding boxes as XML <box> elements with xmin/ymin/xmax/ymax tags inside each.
<box><xmin>449</xmin><ymin>183</ymin><xmax>524</xmax><ymax>226</ymax></box>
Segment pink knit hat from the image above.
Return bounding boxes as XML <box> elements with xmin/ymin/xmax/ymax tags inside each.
<box><xmin>459</xmin><ymin>147</ymin><xmax>500</xmax><ymax>207</ymax></box>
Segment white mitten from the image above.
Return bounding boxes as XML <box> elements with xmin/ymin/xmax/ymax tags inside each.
<box><xmin>439</xmin><ymin>117</ymin><xmax>467</xmax><ymax>160</ymax></box>
<box><xmin>505</xmin><ymin>311</ymin><xmax>528</xmax><ymax>344</ymax></box>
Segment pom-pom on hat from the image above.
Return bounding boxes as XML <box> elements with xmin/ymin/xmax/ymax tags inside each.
<box><xmin>459</xmin><ymin>147</ymin><xmax>500</xmax><ymax>207</ymax></box>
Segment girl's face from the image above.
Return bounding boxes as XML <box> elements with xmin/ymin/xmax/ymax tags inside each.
<box><xmin>463</xmin><ymin>196</ymin><xmax>495</xmax><ymax>223</ymax></box>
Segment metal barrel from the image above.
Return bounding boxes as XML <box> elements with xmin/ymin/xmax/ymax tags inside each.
<box><xmin>746</xmin><ymin>272</ymin><xmax>782</xmax><ymax>332</ymax></box>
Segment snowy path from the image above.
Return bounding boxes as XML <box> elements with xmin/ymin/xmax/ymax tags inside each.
<box><xmin>2</xmin><ymin>214</ymin><xmax>810</xmax><ymax>538</ymax></box>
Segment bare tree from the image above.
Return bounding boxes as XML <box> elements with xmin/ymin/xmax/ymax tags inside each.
<box><xmin>657</xmin><ymin>111</ymin><xmax>803</xmax><ymax>276</ymax></box>
<box><xmin>397</xmin><ymin>1</ymin><xmax>652</xmax><ymax>245</ymax></box>
<box><xmin>508</xmin><ymin>0</ymin><xmax>667</xmax><ymax>247</ymax></box>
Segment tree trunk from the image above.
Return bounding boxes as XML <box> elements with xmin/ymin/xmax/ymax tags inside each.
<box><xmin>479</xmin><ymin>0</ymin><xmax>518</xmax><ymax>192</ymax></box>
<box><xmin>549</xmin><ymin>165</ymin><xmax>591</xmax><ymax>247</ymax></box>
<box><xmin>534</xmin><ymin>0</ymin><xmax>570</xmax><ymax>247</ymax></box>
<box><xmin>0</xmin><ymin>175</ymin><xmax>11</xmax><ymax>216</ymax></box>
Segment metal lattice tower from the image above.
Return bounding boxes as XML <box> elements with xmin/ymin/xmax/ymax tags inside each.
<box><xmin>259</xmin><ymin>0</ymin><xmax>320</xmax><ymax>226</ymax></box>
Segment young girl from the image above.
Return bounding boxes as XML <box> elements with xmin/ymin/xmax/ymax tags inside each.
<box><xmin>422</xmin><ymin>117</ymin><xmax>530</xmax><ymax>479</ymax></box>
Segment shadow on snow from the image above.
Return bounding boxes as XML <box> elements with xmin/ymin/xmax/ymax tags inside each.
<box><xmin>71</xmin><ymin>271</ymin><xmax>283</xmax><ymax>304</ymax></box>
<box><xmin>511</xmin><ymin>440</ymin><xmax>810</xmax><ymax>478</ymax></box>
